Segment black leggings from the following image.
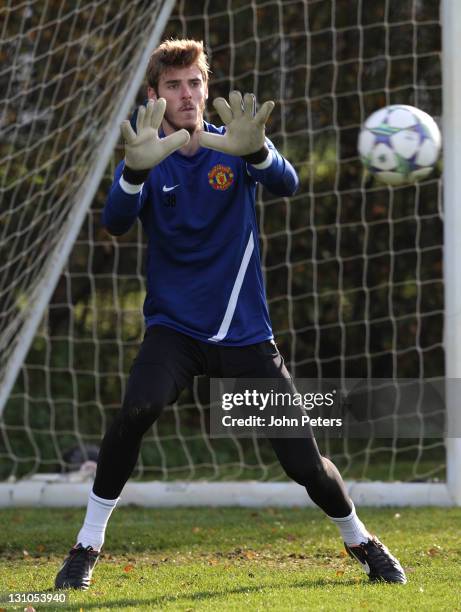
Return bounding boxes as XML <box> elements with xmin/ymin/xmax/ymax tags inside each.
<box><xmin>93</xmin><ymin>325</ymin><xmax>352</xmax><ymax>517</ymax></box>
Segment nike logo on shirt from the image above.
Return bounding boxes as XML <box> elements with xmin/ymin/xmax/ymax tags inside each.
<box><xmin>162</xmin><ymin>184</ymin><xmax>179</xmax><ymax>192</ymax></box>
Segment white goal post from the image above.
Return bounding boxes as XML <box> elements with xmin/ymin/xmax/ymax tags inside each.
<box><xmin>442</xmin><ymin>0</ymin><xmax>461</xmax><ymax>506</ymax></box>
<box><xmin>0</xmin><ymin>0</ymin><xmax>460</xmax><ymax>507</ymax></box>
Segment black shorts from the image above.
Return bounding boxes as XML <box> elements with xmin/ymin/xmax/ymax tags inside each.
<box><xmin>128</xmin><ymin>324</ymin><xmax>294</xmax><ymax>405</ymax></box>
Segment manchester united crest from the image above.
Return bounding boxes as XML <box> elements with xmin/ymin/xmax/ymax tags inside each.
<box><xmin>208</xmin><ymin>164</ymin><xmax>234</xmax><ymax>191</ymax></box>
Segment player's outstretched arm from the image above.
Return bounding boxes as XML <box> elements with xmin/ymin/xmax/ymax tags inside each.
<box><xmin>199</xmin><ymin>91</ymin><xmax>298</xmax><ymax>196</ymax></box>
<box><xmin>103</xmin><ymin>99</ymin><xmax>190</xmax><ymax>236</ymax></box>
<box><xmin>121</xmin><ymin>98</ymin><xmax>190</xmax><ymax>171</ymax></box>
<box><xmin>198</xmin><ymin>91</ymin><xmax>274</xmax><ymax>156</ymax></box>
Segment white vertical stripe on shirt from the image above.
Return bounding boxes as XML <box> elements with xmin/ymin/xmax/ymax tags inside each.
<box><xmin>208</xmin><ymin>231</ymin><xmax>255</xmax><ymax>342</ymax></box>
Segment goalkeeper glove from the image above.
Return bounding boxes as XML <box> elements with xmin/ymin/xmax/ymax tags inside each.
<box><xmin>198</xmin><ymin>91</ymin><xmax>274</xmax><ymax>157</ymax></box>
<box><xmin>120</xmin><ymin>98</ymin><xmax>190</xmax><ymax>172</ymax></box>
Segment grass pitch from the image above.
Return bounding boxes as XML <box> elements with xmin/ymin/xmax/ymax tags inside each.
<box><xmin>0</xmin><ymin>506</ymin><xmax>460</xmax><ymax>611</ymax></box>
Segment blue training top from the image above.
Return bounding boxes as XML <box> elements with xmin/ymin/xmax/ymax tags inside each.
<box><xmin>102</xmin><ymin>121</ymin><xmax>299</xmax><ymax>346</ymax></box>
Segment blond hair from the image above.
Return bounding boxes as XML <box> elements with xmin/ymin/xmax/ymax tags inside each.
<box><xmin>146</xmin><ymin>39</ymin><xmax>210</xmax><ymax>92</ymax></box>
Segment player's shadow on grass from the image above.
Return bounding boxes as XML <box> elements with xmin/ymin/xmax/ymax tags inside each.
<box><xmin>59</xmin><ymin>577</ymin><xmax>366</xmax><ymax>610</ymax></box>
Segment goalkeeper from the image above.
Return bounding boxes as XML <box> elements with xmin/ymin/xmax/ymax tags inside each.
<box><xmin>55</xmin><ymin>39</ymin><xmax>406</xmax><ymax>589</ymax></box>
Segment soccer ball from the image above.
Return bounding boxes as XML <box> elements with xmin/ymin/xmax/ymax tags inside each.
<box><xmin>358</xmin><ymin>105</ymin><xmax>441</xmax><ymax>185</ymax></box>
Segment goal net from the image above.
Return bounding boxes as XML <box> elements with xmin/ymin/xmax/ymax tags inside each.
<box><xmin>1</xmin><ymin>0</ymin><xmax>455</xmax><ymax>506</ymax></box>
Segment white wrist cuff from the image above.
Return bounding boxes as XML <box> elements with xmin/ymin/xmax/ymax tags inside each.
<box><xmin>250</xmin><ymin>149</ymin><xmax>273</xmax><ymax>170</ymax></box>
<box><xmin>119</xmin><ymin>176</ymin><xmax>144</xmax><ymax>194</ymax></box>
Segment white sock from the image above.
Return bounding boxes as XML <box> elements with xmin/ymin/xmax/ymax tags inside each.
<box><xmin>328</xmin><ymin>503</ymin><xmax>371</xmax><ymax>546</ymax></box>
<box><xmin>76</xmin><ymin>490</ymin><xmax>120</xmax><ymax>551</ymax></box>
